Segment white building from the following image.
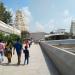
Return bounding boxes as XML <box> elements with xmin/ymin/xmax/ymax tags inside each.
<box><xmin>15</xmin><ymin>10</ymin><xmax>29</xmax><ymax>32</ymax></box>
<box><xmin>70</xmin><ymin>21</ymin><xmax>75</xmax><ymax>36</ymax></box>
<box><xmin>54</xmin><ymin>29</ymin><xmax>65</xmax><ymax>34</ymax></box>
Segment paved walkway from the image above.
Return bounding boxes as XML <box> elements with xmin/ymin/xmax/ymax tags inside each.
<box><xmin>0</xmin><ymin>43</ymin><xmax>59</xmax><ymax>75</ymax></box>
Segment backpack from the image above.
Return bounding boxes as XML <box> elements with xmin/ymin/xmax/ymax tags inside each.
<box><xmin>23</xmin><ymin>49</ymin><xmax>29</xmax><ymax>57</ymax></box>
<box><xmin>5</xmin><ymin>43</ymin><xmax>12</xmax><ymax>51</ymax></box>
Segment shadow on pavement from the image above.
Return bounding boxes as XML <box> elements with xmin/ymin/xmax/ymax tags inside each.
<box><xmin>1</xmin><ymin>63</ymin><xmax>25</xmax><ymax>66</ymax></box>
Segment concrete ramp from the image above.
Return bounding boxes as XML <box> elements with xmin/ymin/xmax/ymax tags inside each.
<box><xmin>40</xmin><ymin>42</ymin><xmax>75</xmax><ymax>75</ymax></box>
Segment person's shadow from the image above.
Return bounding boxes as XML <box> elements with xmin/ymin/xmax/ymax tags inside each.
<box><xmin>1</xmin><ymin>63</ymin><xmax>24</xmax><ymax>66</ymax></box>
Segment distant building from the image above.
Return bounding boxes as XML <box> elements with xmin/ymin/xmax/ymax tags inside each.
<box><xmin>70</xmin><ymin>21</ymin><xmax>75</xmax><ymax>36</ymax></box>
<box><xmin>54</xmin><ymin>29</ymin><xmax>65</xmax><ymax>34</ymax></box>
<box><xmin>30</xmin><ymin>32</ymin><xmax>48</xmax><ymax>42</ymax></box>
<box><xmin>15</xmin><ymin>10</ymin><xmax>29</xmax><ymax>32</ymax></box>
<box><xmin>45</xmin><ymin>29</ymin><xmax>68</xmax><ymax>40</ymax></box>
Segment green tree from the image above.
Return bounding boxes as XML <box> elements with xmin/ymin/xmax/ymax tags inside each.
<box><xmin>21</xmin><ymin>31</ymin><xmax>30</xmax><ymax>39</ymax></box>
<box><xmin>10</xmin><ymin>34</ymin><xmax>21</xmax><ymax>42</ymax></box>
<box><xmin>4</xmin><ymin>34</ymin><xmax>21</xmax><ymax>42</ymax></box>
<box><xmin>0</xmin><ymin>2</ymin><xmax>12</xmax><ymax>24</ymax></box>
<box><xmin>0</xmin><ymin>32</ymin><xmax>5</xmax><ymax>40</ymax></box>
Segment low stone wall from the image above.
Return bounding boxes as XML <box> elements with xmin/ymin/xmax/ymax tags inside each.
<box><xmin>40</xmin><ymin>42</ymin><xmax>75</xmax><ymax>75</ymax></box>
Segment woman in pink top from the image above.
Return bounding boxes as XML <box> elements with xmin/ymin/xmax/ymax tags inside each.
<box><xmin>23</xmin><ymin>39</ymin><xmax>29</xmax><ymax>48</ymax></box>
<box><xmin>0</xmin><ymin>40</ymin><xmax>5</xmax><ymax>63</ymax></box>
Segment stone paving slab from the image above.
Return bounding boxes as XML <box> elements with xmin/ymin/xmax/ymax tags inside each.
<box><xmin>0</xmin><ymin>43</ymin><xmax>50</xmax><ymax>75</ymax></box>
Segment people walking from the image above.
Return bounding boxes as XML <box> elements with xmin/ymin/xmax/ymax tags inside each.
<box><xmin>13</xmin><ymin>39</ymin><xmax>22</xmax><ymax>65</ymax></box>
<box><xmin>23</xmin><ymin>46</ymin><xmax>29</xmax><ymax>65</ymax></box>
<box><xmin>5</xmin><ymin>41</ymin><xmax>12</xmax><ymax>64</ymax></box>
<box><xmin>0</xmin><ymin>39</ymin><xmax>5</xmax><ymax>63</ymax></box>
<box><xmin>29</xmin><ymin>39</ymin><xmax>32</xmax><ymax>48</ymax></box>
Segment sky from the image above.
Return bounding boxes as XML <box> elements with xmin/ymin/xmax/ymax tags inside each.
<box><xmin>1</xmin><ymin>0</ymin><xmax>75</xmax><ymax>33</ymax></box>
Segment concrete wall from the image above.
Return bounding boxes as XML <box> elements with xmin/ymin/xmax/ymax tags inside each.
<box><xmin>0</xmin><ymin>20</ymin><xmax>21</xmax><ymax>35</ymax></box>
<box><xmin>40</xmin><ymin>42</ymin><xmax>75</xmax><ymax>75</ymax></box>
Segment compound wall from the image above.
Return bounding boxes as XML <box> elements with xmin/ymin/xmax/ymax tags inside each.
<box><xmin>40</xmin><ymin>42</ymin><xmax>75</xmax><ymax>75</ymax></box>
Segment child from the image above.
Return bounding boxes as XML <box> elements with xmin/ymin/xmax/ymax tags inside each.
<box><xmin>23</xmin><ymin>46</ymin><xmax>29</xmax><ymax>65</ymax></box>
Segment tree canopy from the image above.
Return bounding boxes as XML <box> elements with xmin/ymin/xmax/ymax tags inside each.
<box><xmin>0</xmin><ymin>2</ymin><xmax>12</xmax><ymax>24</ymax></box>
<box><xmin>0</xmin><ymin>32</ymin><xmax>21</xmax><ymax>43</ymax></box>
<box><xmin>21</xmin><ymin>31</ymin><xmax>30</xmax><ymax>39</ymax></box>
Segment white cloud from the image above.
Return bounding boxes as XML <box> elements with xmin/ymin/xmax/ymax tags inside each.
<box><xmin>63</xmin><ymin>10</ymin><xmax>69</xmax><ymax>17</ymax></box>
<box><xmin>51</xmin><ymin>3</ymin><xmax>55</xmax><ymax>9</ymax></box>
<box><xmin>48</xmin><ymin>19</ymin><xmax>57</xmax><ymax>32</ymax></box>
<box><xmin>5</xmin><ymin>7</ymin><xmax>15</xmax><ymax>24</ymax></box>
<box><xmin>63</xmin><ymin>9</ymin><xmax>72</xmax><ymax>21</ymax></box>
<box><xmin>22</xmin><ymin>7</ymin><xmax>32</xmax><ymax>18</ymax></box>
<box><xmin>46</xmin><ymin>10</ymin><xmax>72</xmax><ymax>32</ymax></box>
<box><xmin>9</xmin><ymin>8</ymin><xmax>15</xmax><ymax>22</ymax></box>
<box><xmin>35</xmin><ymin>22</ymin><xmax>44</xmax><ymax>32</ymax></box>
<box><xmin>63</xmin><ymin>9</ymin><xmax>72</xmax><ymax>32</ymax></box>
<box><xmin>21</xmin><ymin>7</ymin><xmax>32</xmax><ymax>25</ymax></box>
<box><xmin>5</xmin><ymin>6</ymin><xmax>14</xmax><ymax>16</ymax></box>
